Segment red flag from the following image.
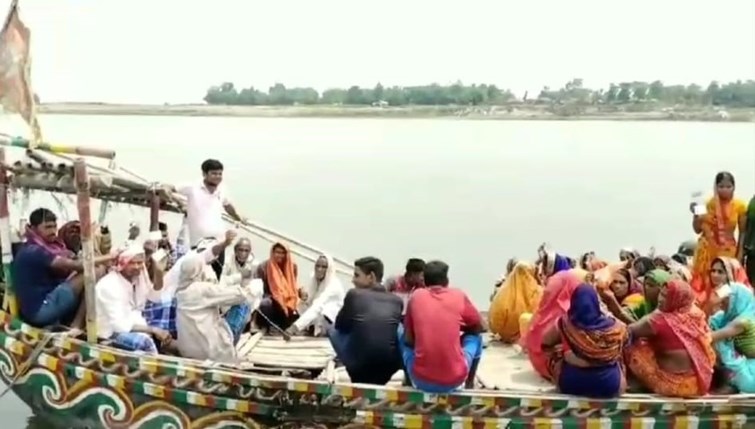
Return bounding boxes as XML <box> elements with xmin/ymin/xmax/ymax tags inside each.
<box><xmin>0</xmin><ymin>0</ymin><xmax>42</xmax><ymax>144</ymax></box>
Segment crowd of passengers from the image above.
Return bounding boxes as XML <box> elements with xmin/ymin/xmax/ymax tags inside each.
<box><xmin>9</xmin><ymin>158</ymin><xmax>483</xmax><ymax>394</ymax></box>
<box><xmin>9</xmin><ymin>163</ymin><xmax>755</xmax><ymax>396</ymax></box>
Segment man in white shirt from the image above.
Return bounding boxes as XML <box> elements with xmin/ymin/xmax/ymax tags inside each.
<box><xmin>176</xmin><ymin>159</ymin><xmax>245</xmax><ymax>280</ymax></box>
<box><xmin>95</xmin><ymin>246</ymin><xmax>173</xmax><ymax>354</ymax></box>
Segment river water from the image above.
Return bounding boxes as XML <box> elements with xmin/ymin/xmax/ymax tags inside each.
<box><xmin>1</xmin><ymin>115</ymin><xmax>754</xmax><ymax>427</ymax></box>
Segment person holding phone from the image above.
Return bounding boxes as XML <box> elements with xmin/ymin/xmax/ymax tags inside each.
<box><xmin>689</xmin><ymin>172</ymin><xmax>748</xmax><ymax>306</ymax></box>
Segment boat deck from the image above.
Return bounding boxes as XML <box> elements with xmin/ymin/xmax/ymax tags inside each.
<box><xmin>234</xmin><ymin>333</ymin><xmax>552</xmax><ymax>391</ymax></box>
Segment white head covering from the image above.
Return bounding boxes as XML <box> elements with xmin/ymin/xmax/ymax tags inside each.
<box><xmin>177</xmin><ymin>253</ymin><xmax>206</xmax><ymax>291</ymax></box>
<box><xmin>117</xmin><ymin>244</ymin><xmax>145</xmax><ymax>272</ymax></box>
<box><xmin>304</xmin><ymin>254</ymin><xmax>341</xmax><ymax>304</ymax></box>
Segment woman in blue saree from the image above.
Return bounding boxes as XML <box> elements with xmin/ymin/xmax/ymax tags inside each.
<box><xmin>541</xmin><ymin>284</ymin><xmax>629</xmax><ymax>397</ymax></box>
<box><xmin>709</xmin><ymin>276</ymin><xmax>755</xmax><ymax>393</ymax></box>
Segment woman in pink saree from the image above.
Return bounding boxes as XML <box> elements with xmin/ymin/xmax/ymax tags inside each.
<box><xmin>524</xmin><ymin>269</ymin><xmax>587</xmax><ymax>379</ymax></box>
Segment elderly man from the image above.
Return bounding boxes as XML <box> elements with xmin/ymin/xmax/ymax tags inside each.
<box><xmin>221</xmin><ymin>237</ymin><xmax>258</xmax><ymax>286</ymax></box>
<box><xmin>95</xmin><ymin>246</ymin><xmax>173</xmax><ymax>354</ymax></box>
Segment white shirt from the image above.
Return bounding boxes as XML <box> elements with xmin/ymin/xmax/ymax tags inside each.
<box><xmin>220</xmin><ymin>256</ymin><xmax>259</xmax><ymax>286</ymax></box>
<box><xmin>176</xmin><ymin>279</ymin><xmax>263</xmax><ymax>363</ymax></box>
<box><xmin>95</xmin><ymin>271</ymin><xmax>150</xmax><ymax>339</ymax></box>
<box><xmin>178</xmin><ymin>182</ymin><xmax>230</xmax><ymax>247</ymax></box>
<box><xmin>294</xmin><ymin>277</ymin><xmax>346</xmax><ymax>333</ymax></box>
<box><xmin>161</xmin><ymin>248</ymin><xmax>218</xmax><ymax>301</ymax></box>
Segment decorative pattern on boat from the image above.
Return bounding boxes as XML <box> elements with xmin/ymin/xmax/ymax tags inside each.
<box><xmin>1</xmin><ymin>311</ymin><xmax>754</xmax><ymax>429</ymax></box>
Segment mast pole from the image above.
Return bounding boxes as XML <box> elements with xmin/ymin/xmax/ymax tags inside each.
<box><xmin>73</xmin><ymin>158</ymin><xmax>97</xmax><ymax>343</ymax></box>
<box><xmin>0</xmin><ymin>148</ymin><xmax>16</xmax><ymax>315</ymax></box>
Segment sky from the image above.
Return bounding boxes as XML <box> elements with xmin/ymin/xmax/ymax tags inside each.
<box><xmin>5</xmin><ymin>0</ymin><xmax>755</xmax><ymax>104</ymax></box>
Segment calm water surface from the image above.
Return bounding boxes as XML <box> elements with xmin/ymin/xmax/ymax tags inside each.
<box><xmin>1</xmin><ymin>115</ymin><xmax>754</xmax><ymax>427</ymax></box>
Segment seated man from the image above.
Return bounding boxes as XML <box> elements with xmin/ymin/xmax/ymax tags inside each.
<box><xmin>399</xmin><ymin>260</ymin><xmax>484</xmax><ymax>392</ymax></box>
<box><xmin>329</xmin><ymin>256</ymin><xmax>403</xmax><ymax>385</ymax></box>
<box><xmin>384</xmin><ymin>258</ymin><xmax>425</xmax><ymax>310</ymax></box>
<box><xmin>221</xmin><ymin>237</ymin><xmax>258</xmax><ymax>286</ymax></box>
<box><xmin>95</xmin><ymin>246</ymin><xmax>173</xmax><ymax>354</ymax></box>
<box><xmin>13</xmin><ymin>208</ymin><xmax>113</xmax><ymax>328</ymax></box>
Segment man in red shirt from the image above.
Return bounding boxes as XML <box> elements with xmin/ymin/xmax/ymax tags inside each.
<box><xmin>399</xmin><ymin>260</ymin><xmax>484</xmax><ymax>392</ymax></box>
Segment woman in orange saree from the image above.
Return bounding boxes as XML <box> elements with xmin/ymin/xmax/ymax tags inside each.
<box><xmin>625</xmin><ymin>279</ymin><xmax>715</xmax><ymax>397</ymax></box>
<box><xmin>524</xmin><ymin>269</ymin><xmax>586</xmax><ymax>379</ymax></box>
<box><xmin>690</xmin><ymin>171</ymin><xmax>748</xmax><ymax>305</ymax></box>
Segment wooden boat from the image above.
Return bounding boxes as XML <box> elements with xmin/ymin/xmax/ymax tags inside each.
<box><xmin>1</xmin><ymin>141</ymin><xmax>755</xmax><ymax>429</ymax></box>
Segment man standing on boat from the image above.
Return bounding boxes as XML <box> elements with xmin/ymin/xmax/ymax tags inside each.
<box><xmin>174</xmin><ymin>159</ymin><xmax>246</xmax><ymax>280</ymax></box>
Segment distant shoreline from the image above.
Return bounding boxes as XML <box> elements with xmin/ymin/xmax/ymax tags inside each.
<box><xmin>37</xmin><ymin>102</ymin><xmax>755</xmax><ymax>122</ymax></box>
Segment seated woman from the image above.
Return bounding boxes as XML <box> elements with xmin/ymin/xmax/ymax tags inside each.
<box><xmin>578</xmin><ymin>251</ymin><xmax>608</xmax><ymax>272</ymax></box>
<box><xmin>708</xmin><ymin>260</ymin><xmax>755</xmax><ymax>393</ymax></box>
<box><xmin>288</xmin><ymin>254</ymin><xmax>345</xmax><ymax>336</ymax></box>
<box><xmin>626</xmin><ymin>279</ymin><xmax>715</xmax><ymax>397</ymax></box>
<box><xmin>537</xmin><ymin>244</ymin><xmax>572</xmax><ymax>282</ymax></box>
<box><xmin>176</xmin><ymin>254</ymin><xmax>263</xmax><ymax>362</ymax></box>
<box><xmin>542</xmin><ymin>284</ymin><xmax>629</xmax><ymax>397</ymax></box>
<box><xmin>525</xmin><ymin>270</ymin><xmax>585</xmax><ymax>379</ymax></box>
<box><xmin>601</xmin><ymin>268</ymin><xmax>666</xmax><ymax>325</ymax></box>
<box><xmin>95</xmin><ymin>246</ymin><xmax>173</xmax><ymax>354</ymax></box>
<box><xmin>489</xmin><ymin>261</ymin><xmax>542</xmax><ymax>343</ymax></box>
<box><xmin>255</xmin><ymin>242</ymin><xmax>303</xmax><ymax>331</ymax></box>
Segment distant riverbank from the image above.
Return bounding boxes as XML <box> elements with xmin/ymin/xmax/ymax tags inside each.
<box><xmin>37</xmin><ymin>102</ymin><xmax>755</xmax><ymax>122</ymax></box>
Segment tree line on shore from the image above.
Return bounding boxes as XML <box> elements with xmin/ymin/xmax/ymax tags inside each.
<box><xmin>203</xmin><ymin>79</ymin><xmax>755</xmax><ymax>108</ymax></box>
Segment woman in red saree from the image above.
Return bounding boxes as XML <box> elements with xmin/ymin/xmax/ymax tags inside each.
<box><xmin>524</xmin><ymin>269</ymin><xmax>586</xmax><ymax>379</ymax></box>
<box><xmin>690</xmin><ymin>171</ymin><xmax>748</xmax><ymax>305</ymax></box>
<box><xmin>625</xmin><ymin>279</ymin><xmax>715</xmax><ymax>397</ymax></box>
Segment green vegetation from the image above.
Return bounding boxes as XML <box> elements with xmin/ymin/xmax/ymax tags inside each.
<box><xmin>204</xmin><ymin>79</ymin><xmax>755</xmax><ymax>108</ymax></box>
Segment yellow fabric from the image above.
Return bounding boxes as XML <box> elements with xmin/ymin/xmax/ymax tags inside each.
<box><xmin>621</xmin><ymin>292</ymin><xmax>644</xmax><ymax>307</ymax></box>
<box><xmin>489</xmin><ymin>262</ymin><xmax>542</xmax><ymax>343</ymax></box>
<box><xmin>519</xmin><ymin>312</ymin><xmax>533</xmax><ymax>341</ymax></box>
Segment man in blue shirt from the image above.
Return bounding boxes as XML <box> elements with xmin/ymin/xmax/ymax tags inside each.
<box><xmin>13</xmin><ymin>208</ymin><xmax>113</xmax><ymax>328</ymax></box>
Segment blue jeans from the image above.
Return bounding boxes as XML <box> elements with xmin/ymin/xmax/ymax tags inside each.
<box><xmin>224</xmin><ymin>303</ymin><xmax>251</xmax><ymax>344</ymax></box>
<box><xmin>27</xmin><ymin>282</ymin><xmax>78</xmax><ymax>327</ymax></box>
<box><xmin>397</xmin><ymin>324</ymin><xmax>483</xmax><ymax>393</ymax></box>
<box><xmin>327</xmin><ymin>325</ymin><xmax>355</xmax><ymax>368</ymax></box>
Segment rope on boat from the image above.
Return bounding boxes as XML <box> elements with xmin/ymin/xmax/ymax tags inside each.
<box><xmin>0</xmin><ymin>331</ymin><xmax>56</xmax><ymax>399</ymax></box>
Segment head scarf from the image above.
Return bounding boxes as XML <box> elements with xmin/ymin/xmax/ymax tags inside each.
<box><xmin>654</xmin><ymin>279</ymin><xmax>715</xmax><ymax>393</ymax></box>
<box><xmin>25</xmin><ymin>223</ymin><xmax>73</xmax><ymax>258</ymax></box>
<box><xmin>489</xmin><ymin>261</ymin><xmax>542</xmax><ymax>343</ymax></box>
<box><xmin>266</xmin><ymin>242</ymin><xmax>299</xmax><ymax>314</ymax></box>
<box><xmin>559</xmin><ymin>284</ymin><xmax>628</xmax><ymax>364</ymax></box>
<box><xmin>305</xmin><ymin>254</ymin><xmax>341</xmax><ymax>302</ymax></box>
<box><xmin>57</xmin><ymin>220</ymin><xmax>81</xmax><ymax>251</ymax></box>
<box><xmin>715</xmin><ymin>257</ymin><xmax>752</xmax><ymax>287</ymax></box>
<box><xmin>117</xmin><ymin>245</ymin><xmax>144</xmax><ymax>272</ymax></box>
<box><xmin>646</xmin><ymin>269</ymin><xmax>672</xmax><ymax>288</ymax></box>
<box><xmin>177</xmin><ymin>253</ymin><xmax>206</xmax><ymax>291</ymax></box>
<box><xmin>545</xmin><ymin>251</ymin><xmax>571</xmax><ymax>276</ymax></box>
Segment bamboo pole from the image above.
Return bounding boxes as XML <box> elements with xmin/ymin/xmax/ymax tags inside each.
<box><xmin>73</xmin><ymin>158</ymin><xmax>98</xmax><ymax>343</ymax></box>
<box><xmin>0</xmin><ymin>134</ymin><xmax>116</xmax><ymax>160</ymax></box>
<box><xmin>149</xmin><ymin>189</ymin><xmax>159</xmax><ymax>231</ymax></box>
<box><xmin>0</xmin><ymin>148</ymin><xmax>16</xmax><ymax>315</ymax></box>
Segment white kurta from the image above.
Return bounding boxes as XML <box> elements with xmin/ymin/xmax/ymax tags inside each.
<box><xmin>95</xmin><ymin>271</ymin><xmax>150</xmax><ymax>339</ymax></box>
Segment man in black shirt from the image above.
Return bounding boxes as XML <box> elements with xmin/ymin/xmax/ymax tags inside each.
<box><xmin>328</xmin><ymin>256</ymin><xmax>403</xmax><ymax>385</ymax></box>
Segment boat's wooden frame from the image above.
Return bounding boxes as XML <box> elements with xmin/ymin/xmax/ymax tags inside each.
<box><xmin>0</xmin><ymin>142</ymin><xmax>754</xmax><ymax>429</ymax></box>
